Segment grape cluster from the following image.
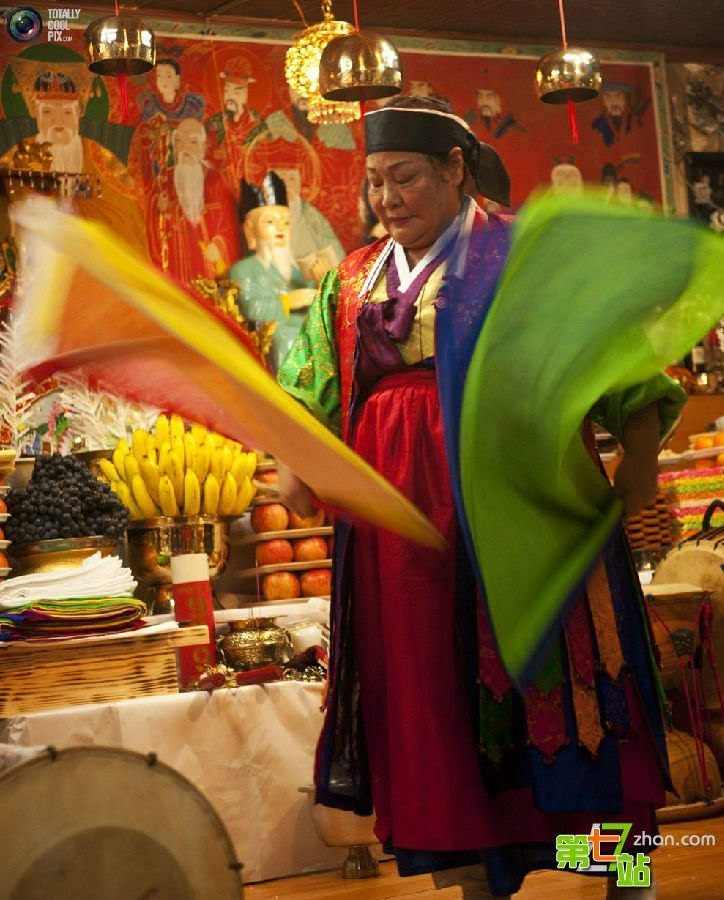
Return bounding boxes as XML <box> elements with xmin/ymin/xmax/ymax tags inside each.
<box><xmin>6</xmin><ymin>453</ymin><xmax>129</xmax><ymax>545</ymax></box>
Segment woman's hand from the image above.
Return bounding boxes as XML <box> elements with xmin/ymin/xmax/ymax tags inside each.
<box><xmin>612</xmin><ymin>402</ymin><xmax>660</xmax><ymax>517</ymax></box>
<box><xmin>277</xmin><ymin>461</ymin><xmax>318</xmax><ymax>518</ymax></box>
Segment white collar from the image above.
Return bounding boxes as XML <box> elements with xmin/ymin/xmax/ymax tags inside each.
<box><xmin>393</xmin><ymin>198</ymin><xmax>470</xmax><ymax>291</ymax></box>
<box><xmin>360</xmin><ymin>196</ymin><xmax>482</xmax><ymax>297</ymax></box>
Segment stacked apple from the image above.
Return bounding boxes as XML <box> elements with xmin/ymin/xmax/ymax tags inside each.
<box><xmin>250</xmin><ymin>498</ymin><xmax>332</xmax><ymax>601</ymax></box>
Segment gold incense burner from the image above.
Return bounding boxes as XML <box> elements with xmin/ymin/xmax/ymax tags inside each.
<box><xmin>219</xmin><ymin>618</ymin><xmax>292</xmax><ymax>671</ymax></box>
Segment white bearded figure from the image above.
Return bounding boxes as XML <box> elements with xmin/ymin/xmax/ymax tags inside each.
<box><xmin>171</xmin><ymin>118</ymin><xmax>207</xmax><ymax>226</ymax></box>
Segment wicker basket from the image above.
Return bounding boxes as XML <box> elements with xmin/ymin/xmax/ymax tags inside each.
<box><xmin>624</xmin><ymin>491</ymin><xmax>673</xmax><ymax>551</ymax></box>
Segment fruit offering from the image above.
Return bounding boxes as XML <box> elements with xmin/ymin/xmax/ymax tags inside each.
<box><xmin>104</xmin><ymin>414</ymin><xmax>258</xmax><ymax>520</ymax></box>
<box><xmin>5</xmin><ymin>453</ymin><xmax>128</xmax><ymax>544</ymax></box>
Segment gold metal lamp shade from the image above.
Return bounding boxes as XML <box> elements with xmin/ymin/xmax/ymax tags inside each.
<box><xmin>319</xmin><ymin>30</ymin><xmax>402</xmax><ymax>102</ymax></box>
<box><xmin>535</xmin><ymin>47</ymin><xmax>601</xmax><ymax>104</ymax></box>
<box><xmin>85</xmin><ymin>15</ymin><xmax>155</xmax><ymax>76</ymax></box>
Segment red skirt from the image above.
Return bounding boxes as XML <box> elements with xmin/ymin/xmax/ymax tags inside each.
<box><xmin>350</xmin><ymin>368</ymin><xmax>665</xmax><ymax>853</ymax></box>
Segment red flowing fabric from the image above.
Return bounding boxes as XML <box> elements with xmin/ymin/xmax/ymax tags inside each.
<box><xmin>349</xmin><ymin>368</ymin><xmax>665</xmax><ymax>852</ymax></box>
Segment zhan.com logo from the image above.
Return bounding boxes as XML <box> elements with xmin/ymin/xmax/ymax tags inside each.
<box><xmin>5</xmin><ymin>7</ymin><xmax>43</xmax><ymax>43</ymax></box>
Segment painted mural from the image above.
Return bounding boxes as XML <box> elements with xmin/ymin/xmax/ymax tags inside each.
<box><xmin>0</xmin><ymin>24</ymin><xmax>671</xmax><ymax>443</ymax></box>
<box><xmin>0</xmin><ymin>28</ymin><xmax>666</xmax><ymax>281</ymax></box>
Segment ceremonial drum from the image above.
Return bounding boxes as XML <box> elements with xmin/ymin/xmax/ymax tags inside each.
<box><xmin>0</xmin><ymin>746</ymin><xmax>244</xmax><ymax>900</ymax></box>
<box><xmin>652</xmin><ymin>505</ymin><xmax>724</xmax><ymax>710</ymax></box>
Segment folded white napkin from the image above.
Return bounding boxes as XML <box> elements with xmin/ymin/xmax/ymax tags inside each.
<box><xmin>0</xmin><ymin>553</ymin><xmax>137</xmax><ymax>609</ymax></box>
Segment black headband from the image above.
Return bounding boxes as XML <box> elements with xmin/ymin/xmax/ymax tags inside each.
<box><xmin>364</xmin><ymin>107</ymin><xmax>511</xmax><ymax>207</ymax></box>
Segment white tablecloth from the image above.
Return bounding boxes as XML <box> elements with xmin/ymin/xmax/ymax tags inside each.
<box><xmin>0</xmin><ymin>682</ymin><xmax>347</xmax><ymax>883</ymax></box>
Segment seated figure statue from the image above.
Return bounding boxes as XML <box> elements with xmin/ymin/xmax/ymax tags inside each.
<box><xmin>229</xmin><ymin>172</ymin><xmax>316</xmax><ymax>371</ymax></box>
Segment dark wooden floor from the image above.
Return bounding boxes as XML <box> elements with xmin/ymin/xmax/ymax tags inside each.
<box><xmin>246</xmin><ymin>814</ymin><xmax>723</xmax><ymax>898</ymax></box>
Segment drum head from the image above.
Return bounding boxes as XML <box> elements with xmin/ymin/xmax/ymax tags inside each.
<box><xmin>0</xmin><ymin>746</ymin><xmax>243</xmax><ymax>900</ymax></box>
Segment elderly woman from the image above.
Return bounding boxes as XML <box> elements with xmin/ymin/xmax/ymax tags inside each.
<box><xmin>278</xmin><ymin>96</ymin><xmax>683</xmax><ymax>898</ymax></box>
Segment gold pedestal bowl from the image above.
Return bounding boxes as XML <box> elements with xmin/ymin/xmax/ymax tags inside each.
<box><xmin>9</xmin><ymin>535</ymin><xmax>120</xmax><ymax>575</ymax></box>
<box><xmin>126</xmin><ymin>516</ymin><xmax>230</xmax><ymax>614</ymax></box>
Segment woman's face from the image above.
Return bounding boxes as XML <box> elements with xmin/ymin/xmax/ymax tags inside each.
<box><xmin>366</xmin><ymin>151</ymin><xmax>463</xmax><ymax>258</ymax></box>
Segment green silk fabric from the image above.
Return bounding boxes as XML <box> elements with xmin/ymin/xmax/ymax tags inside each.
<box><xmin>460</xmin><ymin>192</ymin><xmax>724</xmax><ymax>684</ymax></box>
<box><xmin>277</xmin><ymin>269</ymin><xmax>342</xmax><ymax>437</ymax></box>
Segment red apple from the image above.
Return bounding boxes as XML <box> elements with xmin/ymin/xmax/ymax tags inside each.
<box><xmin>257</xmin><ymin>539</ymin><xmax>294</xmax><ymax>566</ymax></box>
<box><xmin>256</xmin><ymin>470</ymin><xmax>278</xmax><ymax>484</ymax></box>
<box><xmin>301</xmin><ymin>569</ymin><xmax>332</xmax><ymax>597</ymax></box>
<box><xmin>251</xmin><ymin>503</ymin><xmax>289</xmax><ymax>533</ymax></box>
<box><xmin>293</xmin><ymin>537</ymin><xmax>328</xmax><ymax>562</ymax></box>
<box><xmin>288</xmin><ymin>508</ymin><xmax>325</xmax><ymax>529</ymax></box>
<box><xmin>262</xmin><ymin>571</ymin><xmax>300</xmax><ymax>601</ymax></box>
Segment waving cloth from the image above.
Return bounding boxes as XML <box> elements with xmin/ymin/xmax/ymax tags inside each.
<box><xmin>364</xmin><ymin>106</ymin><xmax>511</xmax><ymax>206</ymax></box>
<box><xmin>460</xmin><ymin>192</ymin><xmax>724</xmax><ymax>686</ymax></box>
<box><xmin>10</xmin><ymin>199</ymin><xmax>444</xmax><ymax>551</ymax></box>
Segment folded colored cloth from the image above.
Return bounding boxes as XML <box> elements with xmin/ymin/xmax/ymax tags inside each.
<box><xmin>0</xmin><ymin>596</ymin><xmax>147</xmax><ymax>640</ymax></box>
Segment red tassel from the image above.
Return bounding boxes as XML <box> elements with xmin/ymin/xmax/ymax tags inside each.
<box><xmin>117</xmin><ymin>67</ymin><xmax>129</xmax><ymax>121</ymax></box>
<box><xmin>567</xmin><ymin>99</ymin><xmax>579</xmax><ymax>144</ymax></box>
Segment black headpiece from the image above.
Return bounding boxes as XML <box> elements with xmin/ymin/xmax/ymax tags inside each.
<box><xmin>239</xmin><ymin>171</ymin><xmax>288</xmax><ymax>221</ymax></box>
<box><xmin>364</xmin><ymin>107</ymin><xmax>511</xmax><ymax>207</ymax></box>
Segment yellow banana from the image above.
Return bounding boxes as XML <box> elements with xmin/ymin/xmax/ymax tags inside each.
<box><xmin>183</xmin><ymin>432</ymin><xmax>197</xmax><ymax>474</ymax></box>
<box><xmin>132</xmin><ymin>474</ymin><xmax>160</xmax><ymax>519</ymax></box>
<box><xmin>170</xmin><ymin>413</ymin><xmax>185</xmax><ymax>443</ymax></box>
<box><xmin>124</xmin><ymin>454</ymin><xmax>140</xmax><ymax>485</ymax></box>
<box><xmin>233</xmin><ymin>475</ymin><xmax>254</xmax><ymax>516</ymax></box>
<box><xmin>221</xmin><ymin>445</ymin><xmax>233</xmax><ymax>477</ymax></box>
<box><xmin>132</xmin><ymin>428</ymin><xmax>148</xmax><ymax>462</ymax></box>
<box><xmin>203</xmin><ymin>473</ymin><xmax>220</xmax><ymax>515</ymax></box>
<box><xmin>116</xmin><ymin>480</ymin><xmax>144</xmax><ymax>520</ymax></box>
<box><xmin>157</xmin><ymin>440</ymin><xmax>171</xmax><ymax>473</ymax></box>
<box><xmin>158</xmin><ymin>474</ymin><xmax>179</xmax><ymax>516</ymax></box>
<box><xmin>243</xmin><ymin>451</ymin><xmax>258</xmax><ymax>480</ymax></box>
<box><xmin>99</xmin><ymin>458</ymin><xmax>121</xmax><ymax>483</ymax></box>
<box><xmin>190</xmin><ymin>424</ymin><xmax>207</xmax><ymax>445</ymax></box>
<box><xmin>112</xmin><ymin>438</ymin><xmax>130</xmax><ymax>480</ymax></box>
<box><xmin>155</xmin><ymin>414</ymin><xmax>170</xmax><ymax>448</ymax></box>
<box><xmin>183</xmin><ymin>469</ymin><xmax>201</xmax><ymax>516</ymax></box>
<box><xmin>139</xmin><ymin>457</ymin><xmax>161</xmax><ymax>505</ymax></box>
<box><xmin>164</xmin><ymin>450</ymin><xmax>185</xmax><ymax>507</ymax></box>
<box><xmin>230</xmin><ymin>454</ymin><xmax>246</xmax><ymax>485</ymax></box>
<box><xmin>172</xmin><ymin>436</ymin><xmax>185</xmax><ymax>472</ymax></box>
<box><xmin>210</xmin><ymin>447</ymin><xmax>225</xmax><ymax>483</ymax></box>
<box><xmin>193</xmin><ymin>444</ymin><xmax>210</xmax><ymax>484</ymax></box>
<box><xmin>219</xmin><ymin>472</ymin><xmax>238</xmax><ymax>516</ymax></box>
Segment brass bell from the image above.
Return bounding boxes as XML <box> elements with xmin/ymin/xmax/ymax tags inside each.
<box><xmin>535</xmin><ymin>47</ymin><xmax>601</xmax><ymax>104</ymax></box>
<box><xmin>84</xmin><ymin>14</ymin><xmax>155</xmax><ymax>76</ymax></box>
<box><xmin>319</xmin><ymin>30</ymin><xmax>402</xmax><ymax>102</ymax></box>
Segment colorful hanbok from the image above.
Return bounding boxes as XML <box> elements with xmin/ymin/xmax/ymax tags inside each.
<box><xmin>278</xmin><ymin>196</ymin><xmax>687</xmax><ymax>896</ymax></box>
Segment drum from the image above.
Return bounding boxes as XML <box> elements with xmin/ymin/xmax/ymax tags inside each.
<box><xmin>644</xmin><ymin>583</ymin><xmax>707</xmax><ymax>693</ymax></box>
<box><xmin>664</xmin><ymin>728</ymin><xmax>722</xmax><ymax>808</ymax></box>
<box><xmin>652</xmin><ymin>505</ymin><xmax>724</xmax><ymax>709</ymax></box>
<box><xmin>0</xmin><ymin>746</ymin><xmax>244</xmax><ymax>900</ymax></box>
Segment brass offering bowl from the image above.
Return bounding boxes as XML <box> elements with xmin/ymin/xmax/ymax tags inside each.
<box><xmin>9</xmin><ymin>535</ymin><xmax>120</xmax><ymax>575</ymax></box>
<box><xmin>219</xmin><ymin>617</ymin><xmax>292</xmax><ymax>671</ymax></box>
<box><xmin>126</xmin><ymin>516</ymin><xmax>229</xmax><ymax>614</ymax></box>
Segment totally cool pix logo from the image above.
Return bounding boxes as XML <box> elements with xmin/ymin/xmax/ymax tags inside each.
<box><xmin>4</xmin><ymin>7</ymin><xmax>43</xmax><ymax>43</ymax></box>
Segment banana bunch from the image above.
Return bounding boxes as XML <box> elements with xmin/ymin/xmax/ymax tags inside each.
<box><xmin>102</xmin><ymin>414</ymin><xmax>258</xmax><ymax>520</ymax></box>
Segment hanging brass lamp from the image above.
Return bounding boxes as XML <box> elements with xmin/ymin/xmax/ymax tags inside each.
<box><xmin>319</xmin><ymin>30</ymin><xmax>402</xmax><ymax>102</ymax></box>
<box><xmin>285</xmin><ymin>0</ymin><xmax>355</xmax><ymax>100</ymax></box>
<box><xmin>535</xmin><ymin>47</ymin><xmax>601</xmax><ymax>104</ymax></box>
<box><xmin>84</xmin><ymin>14</ymin><xmax>155</xmax><ymax>76</ymax></box>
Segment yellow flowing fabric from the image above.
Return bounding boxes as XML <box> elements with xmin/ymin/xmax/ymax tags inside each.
<box><xmin>11</xmin><ymin>199</ymin><xmax>443</xmax><ymax>549</ymax></box>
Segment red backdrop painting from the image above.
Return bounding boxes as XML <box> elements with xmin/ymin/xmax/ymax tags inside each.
<box><xmin>0</xmin><ymin>27</ymin><xmax>664</xmax><ymax>283</ymax></box>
